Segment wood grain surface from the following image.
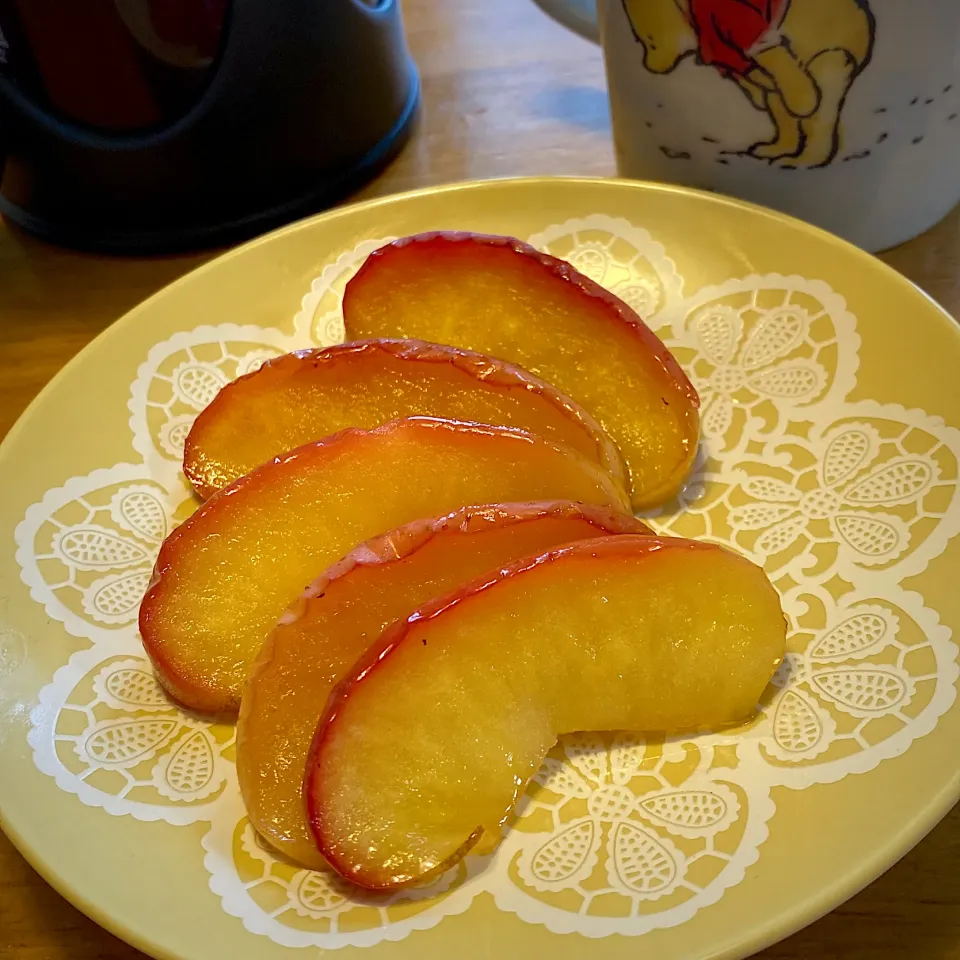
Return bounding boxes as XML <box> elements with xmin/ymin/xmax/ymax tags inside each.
<box><xmin>0</xmin><ymin>1</ymin><xmax>958</xmax><ymax>958</ymax></box>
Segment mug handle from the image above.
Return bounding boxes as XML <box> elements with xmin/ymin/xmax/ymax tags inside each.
<box><xmin>531</xmin><ymin>0</ymin><xmax>600</xmax><ymax>43</ymax></box>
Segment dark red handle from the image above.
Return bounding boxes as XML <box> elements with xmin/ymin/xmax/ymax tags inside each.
<box><xmin>0</xmin><ymin>0</ymin><xmax>230</xmax><ymax>131</ymax></box>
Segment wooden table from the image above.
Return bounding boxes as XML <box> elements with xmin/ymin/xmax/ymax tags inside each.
<box><xmin>1</xmin><ymin>1</ymin><xmax>958</xmax><ymax>957</ymax></box>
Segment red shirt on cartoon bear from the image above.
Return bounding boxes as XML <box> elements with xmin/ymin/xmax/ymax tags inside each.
<box><xmin>688</xmin><ymin>0</ymin><xmax>788</xmax><ymax>77</ymax></box>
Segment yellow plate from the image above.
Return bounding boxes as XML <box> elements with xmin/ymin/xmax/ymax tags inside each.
<box><xmin>1</xmin><ymin>178</ymin><xmax>959</xmax><ymax>960</ymax></box>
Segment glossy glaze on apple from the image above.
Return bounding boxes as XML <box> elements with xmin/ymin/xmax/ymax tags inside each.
<box><xmin>238</xmin><ymin>500</ymin><xmax>650</xmax><ymax>869</ymax></box>
<box><xmin>184</xmin><ymin>339</ymin><xmax>626</xmax><ymax>499</ymax></box>
<box><xmin>342</xmin><ymin>232</ymin><xmax>700</xmax><ymax>509</ymax></box>
<box><xmin>306</xmin><ymin>536</ymin><xmax>785</xmax><ymax>890</ymax></box>
<box><xmin>140</xmin><ymin>417</ymin><xmax>632</xmax><ymax>715</ymax></box>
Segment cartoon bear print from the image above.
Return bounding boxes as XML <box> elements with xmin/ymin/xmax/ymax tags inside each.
<box><xmin>623</xmin><ymin>0</ymin><xmax>876</xmax><ymax>168</ymax></box>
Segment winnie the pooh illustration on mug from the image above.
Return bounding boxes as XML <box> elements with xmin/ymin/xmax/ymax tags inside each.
<box><xmin>533</xmin><ymin>0</ymin><xmax>959</xmax><ymax>250</ymax></box>
<box><xmin>623</xmin><ymin>0</ymin><xmax>874</xmax><ymax>168</ymax></box>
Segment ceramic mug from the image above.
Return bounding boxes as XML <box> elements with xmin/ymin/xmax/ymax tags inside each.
<box><xmin>533</xmin><ymin>0</ymin><xmax>960</xmax><ymax>251</ymax></box>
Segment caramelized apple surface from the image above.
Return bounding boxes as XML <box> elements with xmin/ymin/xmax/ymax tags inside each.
<box><xmin>306</xmin><ymin>536</ymin><xmax>785</xmax><ymax>889</ymax></box>
<box><xmin>139</xmin><ymin>418</ymin><xmax>631</xmax><ymax>715</ymax></box>
<box><xmin>238</xmin><ymin>501</ymin><xmax>650</xmax><ymax>869</ymax></box>
<box><xmin>342</xmin><ymin>233</ymin><xmax>700</xmax><ymax>508</ymax></box>
<box><xmin>184</xmin><ymin>340</ymin><xmax>626</xmax><ymax>498</ymax></box>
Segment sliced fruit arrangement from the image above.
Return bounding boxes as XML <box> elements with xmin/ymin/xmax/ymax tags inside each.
<box><xmin>306</xmin><ymin>535</ymin><xmax>785</xmax><ymax>890</ymax></box>
<box><xmin>238</xmin><ymin>501</ymin><xmax>651</xmax><ymax>869</ymax></box>
<box><xmin>183</xmin><ymin>339</ymin><xmax>626</xmax><ymax>499</ymax></box>
<box><xmin>341</xmin><ymin>231</ymin><xmax>701</xmax><ymax>509</ymax></box>
<box><xmin>138</xmin><ymin>230</ymin><xmax>783</xmax><ymax>888</ymax></box>
<box><xmin>140</xmin><ymin>417</ymin><xmax>631</xmax><ymax>715</ymax></box>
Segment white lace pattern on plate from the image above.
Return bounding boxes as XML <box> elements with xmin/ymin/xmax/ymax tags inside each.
<box><xmin>15</xmin><ymin>214</ymin><xmax>959</xmax><ymax>948</ymax></box>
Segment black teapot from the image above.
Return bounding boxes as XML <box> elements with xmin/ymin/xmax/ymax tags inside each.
<box><xmin>0</xmin><ymin>0</ymin><xmax>418</xmax><ymax>251</ymax></box>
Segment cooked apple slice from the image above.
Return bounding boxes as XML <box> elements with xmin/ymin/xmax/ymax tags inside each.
<box><xmin>306</xmin><ymin>536</ymin><xmax>785</xmax><ymax>889</ymax></box>
<box><xmin>238</xmin><ymin>501</ymin><xmax>650</xmax><ymax>869</ymax></box>
<box><xmin>342</xmin><ymin>232</ymin><xmax>700</xmax><ymax>509</ymax></box>
<box><xmin>184</xmin><ymin>340</ymin><xmax>626</xmax><ymax>498</ymax></box>
<box><xmin>139</xmin><ymin>417</ymin><xmax>632</xmax><ymax>715</ymax></box>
